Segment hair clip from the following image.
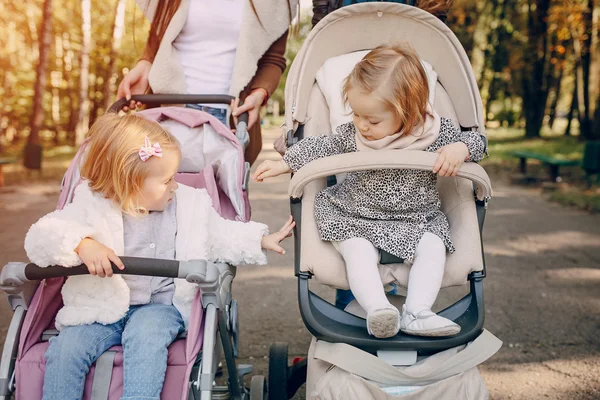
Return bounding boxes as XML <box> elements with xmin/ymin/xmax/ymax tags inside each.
<box><xmin>138</xmin><ymin>136</ymin><xmax>163</xmax><ymax>162</ymax></box>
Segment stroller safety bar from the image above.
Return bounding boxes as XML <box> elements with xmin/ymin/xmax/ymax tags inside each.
<box><xmin>288</xmin><ymin>150</ymin><xmax>493</xmax><ymax>201</ymax></box>
<box><xmin>107</xmin><ymin>94</ymin><xmax>251</xmax><ymax>150</ymax></box>
<box><xmin>1</xmin><ymin>258</ymin><xmax>221</xmax><ymax>290</ymax></box>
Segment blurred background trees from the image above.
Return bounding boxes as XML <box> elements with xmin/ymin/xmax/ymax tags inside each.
<box><xmin>0</xmin><ymin>0</ymin><xmax>147</xmax><ymax>157</ymax></box>
<box><xmin>0</xmin><ymin>0</ymin><xmax>599</xmax><ymax>166</ymax></box>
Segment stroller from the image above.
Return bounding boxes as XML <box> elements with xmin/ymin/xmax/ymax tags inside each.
<box><xmin>265</xmin><ymin>3</ymin><xmax>497</xmax><ymax>398</ymax></box>
<box><xmin>0</xmin><ymin>95</ymin><xmax>267</xmax><ymax>400</ymax></box>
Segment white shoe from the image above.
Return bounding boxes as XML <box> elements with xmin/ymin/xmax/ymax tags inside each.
<box><xmin>400</xmin><ymin>305</ymin><xmax>461</xmax><ymax>337</ymax></box>
<box><xmin>367</xmin><ymin>307</ymin><xmax>401</xmax><ymax>338</ymax></box>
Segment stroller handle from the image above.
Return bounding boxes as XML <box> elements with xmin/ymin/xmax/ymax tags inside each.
<box><xmin>22</xmin><ymin>257</ymin><xmax>181</xmax><ymax>280</ymax></box>
<box><xmin>2</xmin><ymin>258</ymin><xmax>224</xmax><ymax>298</ymax></box>
<box><xmin>107</xmin><ymin>94</ymin><xmax>249</xmax><ymax>125</ymax></box>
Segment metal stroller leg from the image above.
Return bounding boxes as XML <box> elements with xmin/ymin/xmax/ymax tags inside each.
<box><xmin>0</xmin><ymin>306</ymin><xmax>25</xmax><ymax>400</ymax></box>
<box><xmin>198</xmin><ymin>304</ymin><xmax>218</xmax><ymax>400</ymax></box>
<box><xmin>191</xmin><ymin>262</ymin><xmax>250</xmax><ymax>400</ymax></box>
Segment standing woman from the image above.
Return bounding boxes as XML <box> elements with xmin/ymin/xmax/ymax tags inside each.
<box><xmin>118</xmin><ymin>0</ymin><xmax>297</xmax><ymax>165</ymax></box>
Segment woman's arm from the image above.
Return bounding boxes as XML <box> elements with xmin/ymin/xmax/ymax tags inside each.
<box><xmin>247</xmin><ymin>30</ymin><xmax>289</xmax><ymax>99</ymax></box>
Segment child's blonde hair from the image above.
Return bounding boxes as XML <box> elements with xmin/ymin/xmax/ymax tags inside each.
<box><xmin>80</xmin><ymin>113</ymin><xmax>180</xmax><ymax>215</ymax></box>
<box><xmin>342</xmin><ymin>43</ymin><xmax>431</xmax><ymax>137</ymax></box>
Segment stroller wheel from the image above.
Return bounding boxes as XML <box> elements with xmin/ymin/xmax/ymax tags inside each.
<box><xmin>268</xmin><ymin>342</ymin><xmax>289</xmax><ymax>400</ymax></box>
<box><xmin>250</xmin><ymin>375</ymin><xmax>267</xmax><ymax>400</ymax></box>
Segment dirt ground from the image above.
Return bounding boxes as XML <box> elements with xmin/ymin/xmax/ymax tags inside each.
<box><xmin>0</xmin><ymin>127</ymin><xmax>599</xmax><ymax>399</ymax></box>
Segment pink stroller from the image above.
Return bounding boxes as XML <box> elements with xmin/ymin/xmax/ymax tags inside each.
<box><xmin>0</xmin><ymin>95</ymin><xmax>267</xmax><ymax>400</ymax></box>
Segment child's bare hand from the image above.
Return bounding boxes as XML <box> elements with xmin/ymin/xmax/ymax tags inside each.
<box><xmin>433</xmin><ymin>143</ymin><xmax>470</xmax><ymax>177</ymax></box>
<box><xmin>261</xmin><ymin>216</ymin><xmax>295</xmax><ymax>255</ymax></box>
<box><xmin>252</xmin><ymin>160</ymin><xmax>291</xmax><ymax>182</ymax></box>
<box><xmin>75</xmin><ymin>238</ymin><xmax>124</xmax><ymax>278</ymax></box>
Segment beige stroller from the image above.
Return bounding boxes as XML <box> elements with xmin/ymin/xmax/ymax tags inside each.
<box><xmin>266</xmin><ymin>3</ymin><xmax>499</xmax><ymax>399</ymax></box>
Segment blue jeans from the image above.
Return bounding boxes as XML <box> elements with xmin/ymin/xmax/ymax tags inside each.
<box><xmin>186</xmin><ymin>104</ymin><xmax>228</xmax><ymax>126</ymax></box>
<box><xmin>43</xmin><ymin>304</ymin><xmax>185</xmax><ymax>400</ymax></box>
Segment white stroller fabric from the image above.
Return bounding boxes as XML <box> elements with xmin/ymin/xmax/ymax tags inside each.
<box><xmin>306</xmin><ymin>330</ymin><xmax>502</xmax><ymax>400</ymax></box>
<box><xmin>159</xmin><ymin>119</ymin><xmax>245</xmax><ymax>219</ymax></box>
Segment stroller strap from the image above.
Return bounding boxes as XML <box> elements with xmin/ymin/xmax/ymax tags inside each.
<box><xmin>90</xmin><ymin>350</ymin><xmax>117</xmax><ymax>400</ymax></box>
<box><xmin>313</xmin><ymin>329</ymin><xmax>501</xmax><ymax>386</ymax></box>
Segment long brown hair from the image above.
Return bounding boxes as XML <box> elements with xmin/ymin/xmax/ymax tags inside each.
<box><xmin>143</xmin><ymin>0</ymin><xmax>293</xmax><ymax>62</ymax></box>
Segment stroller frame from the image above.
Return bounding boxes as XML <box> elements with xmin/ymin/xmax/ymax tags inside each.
<box><xmin>0</xmin><ymin>95</ymin><xmax>266</xmax><ymax>400</ymax></box>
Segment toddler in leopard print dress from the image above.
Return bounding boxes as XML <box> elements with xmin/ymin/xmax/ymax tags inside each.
<box><xmin>254</xmin><ymin>44</ymin><xmax>485</xmax><ymax>338</ymax></box>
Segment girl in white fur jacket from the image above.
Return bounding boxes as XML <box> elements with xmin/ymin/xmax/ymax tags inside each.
<box><xmin>25</xmin><ymin>113</ymin><xmax>294</xmax><ymax>400</ymax></box>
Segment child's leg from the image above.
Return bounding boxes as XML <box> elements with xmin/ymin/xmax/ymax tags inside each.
<box><xmin>121</xmin><ymin>303</ymin><xmax>185</xmax><ymax>400</ymax></box>
<box><xmin>335</xmin><ymin>238</ymin><xmax>399</xmax><ymax>338</ymax></box>
<box><xmin>401</xmin><ymin>232</ymin><xmax>460</xmax><ymax>337</ymax></box>
<box><xmin>335</xmin><ymin>238</ymin><xmax>391</xmax><ymax>313</ymax></box>
<box><xmin>405</xmin><ymin>232</ymin><xmax>446</xmax><ymax>314</ymax></box>
<box><xmin>43</xmin><ymin>322</ymin><xmax>123</xmax><ymax>400</ymax></box>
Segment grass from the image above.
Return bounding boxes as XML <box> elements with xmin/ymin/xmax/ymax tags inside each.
<box><xmin>483</xmin><ymin>123</ymin><xmax>599</xmax><ymax>213</ymax></box>
<box><xmin>484</xmin><ymin>125</ymin><xmax>584</xmax><ymax>163</ymax></box>
<box><xmin>549</xmin><ymin>187</ymin><xmax>600</xmax><ymax>214</ymax></box>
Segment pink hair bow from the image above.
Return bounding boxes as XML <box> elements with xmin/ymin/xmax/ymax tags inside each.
<box><xmin>138</xmin><ymin>136</ymin><xmax>163</xmax><ymax>162</ymax></box>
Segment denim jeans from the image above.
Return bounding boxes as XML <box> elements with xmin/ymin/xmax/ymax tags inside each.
<box><xmin>43</xmin><ymin>304</ymin><xmax>185</xmax><ymax>400</ymax></box>
<box><xmin>186</xmin><ymin>104</ymin><xmax>228</xmax><ymax>126</ymax></box>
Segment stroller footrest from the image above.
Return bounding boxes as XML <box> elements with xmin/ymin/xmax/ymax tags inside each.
<box><xmin>379</xmin><ymin>251</ymin><xmax>404</xmax><ymax>265</ymax></box>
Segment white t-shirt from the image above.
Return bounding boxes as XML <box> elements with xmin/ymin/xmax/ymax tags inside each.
<box><xmin>173</xmin><ymin>0</ymin><xmax>244</xmax><ymax>105</ymax></box>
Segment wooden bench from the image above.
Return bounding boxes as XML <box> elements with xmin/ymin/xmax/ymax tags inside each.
<box><xmin>0</xmin><ymin>157</ymin><xmax>17</xmax><ymax>187</ymax></box>
<box><xmin>509</xmin><ymin>150</ymin><xmax>579</xmax><ymax>182</ymax></box>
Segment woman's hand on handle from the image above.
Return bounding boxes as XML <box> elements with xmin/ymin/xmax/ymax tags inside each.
<box><xmin>261</xmin><ymin>216</ymin><xmax>295</xmax><ymax>255</ymax></box>
<box><xmin>231</xmin><ymin>88</ymin><xmax>267</xmax><ymax>130</ymax></box>
<box><xmin>75</xmin><ymin>238</ymin><xmax>125</xmax><ymax>278</ymax></box>
<box><xmin>117</xmin><ymin>60</ymin><xmax>152</xmax><ymax>112</ymax></box>
<box><xmin>252</xmin><ymin>160</ymin><xmax>291</xmax><ymax>182</ymax></box>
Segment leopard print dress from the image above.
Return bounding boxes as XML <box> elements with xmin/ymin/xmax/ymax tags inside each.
<box><xmin>283</xmin><ymin>117</ymin><xmax>486</xmax><ymax>262</ymax></box>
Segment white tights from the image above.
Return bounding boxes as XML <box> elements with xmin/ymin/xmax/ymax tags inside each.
<box><xmin>334</xmin><ymin>233</ymin><xmax>446</xmax><ymax>315</ymax></box>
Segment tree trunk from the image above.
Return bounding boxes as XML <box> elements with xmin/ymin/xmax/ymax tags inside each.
<box><xmin>564</xmin><ymin>79</ymin><xmax>578</xmax><ymax>136</ymax></box>
<box><xmin>24</xmin><ymin>0</ymin><xmax>52</xmax><ymax>170</ymax></box>
<box><xmin>52</xmin><ymin>34</ymin><xmax>63</xmax><ymax>145</ymax></box>
<box><xmin>547</xmin><ymin>68</ymin><xmax>564</xmax><ymax>131</ymax></box>
<box><xmin>522</xmin><ymin>0</ymin><xmax>551</xmax><ymax>138</ymax></box>
<box><xmin>547</xmin><ymin>37</ymin><xmax>567</xmax><ymax>130</ymax></box>
<box><xmin>573</xmin><ymin>0</ymin><xmax>595</xmax><ymax>140</ymax></box>
<box><xmin>103</xmin><ymin>0</ymin><xmax>127</xmax><ymax>110</ymax></box>
<box><xmin>75</xmin><ymin>0</ymin><xmax>91</xmax><ymax>145</ymax></box>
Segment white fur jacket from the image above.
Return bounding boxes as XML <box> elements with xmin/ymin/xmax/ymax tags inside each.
<box><xmin>24</xmin><ymin>182</ymin><xmax>268</xmax><ymax>330</ymax></box>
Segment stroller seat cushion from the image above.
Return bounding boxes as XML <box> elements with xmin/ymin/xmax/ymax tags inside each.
<box><xmin>17</xmin><ymin>339</ymin><xmax>189</xmax><ymax>399</ymax></box>
<box><xmin>316</xmin><ymin>50</ymin><xmax>438</xmax><ymax>131</ymax></box>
